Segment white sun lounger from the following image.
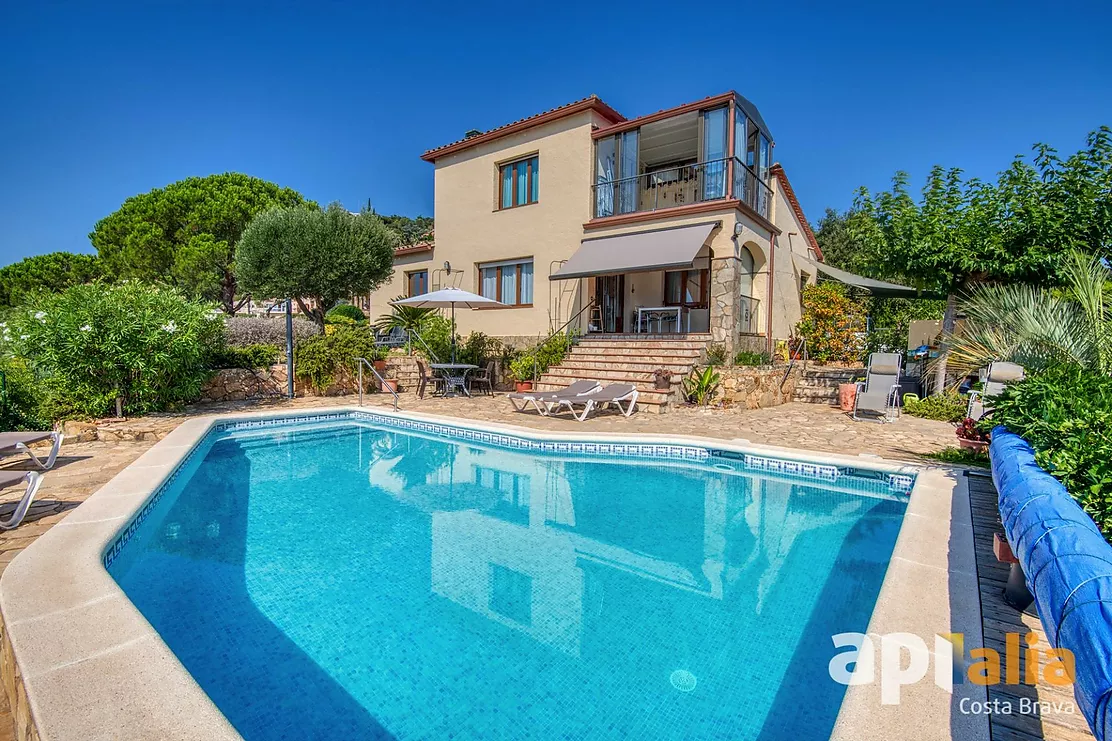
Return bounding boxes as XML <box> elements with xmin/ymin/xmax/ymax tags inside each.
<box><xmin>551</xmin><ymin>383</ymin><xmax>639</xmax><ymax>421</ymax></box>
<box><xmin>0</xmin><ymin>431</ymin><xmax>63</xmax><ymax>470</ymax></box>
<box><xmin>507</xmin><ymin>380</ymin><xmax>600</xmax><ymax>415</ymax></box>
<box><xmin>0</xmin><ymin>470</ymin><xmax>44</xmax><ymax>530</ymax></box>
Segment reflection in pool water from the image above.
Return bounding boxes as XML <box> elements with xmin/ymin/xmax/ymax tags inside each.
<box><xmin>110</xmin><ymin>420</ymin><xmax>907</xmax><ymax>741</ymax></box>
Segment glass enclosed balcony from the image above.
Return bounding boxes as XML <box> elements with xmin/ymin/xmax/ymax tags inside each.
<box><xmin>591</xmin><ymin>98</ymin><xmax>773</xmax><ymax>221</ymax></box>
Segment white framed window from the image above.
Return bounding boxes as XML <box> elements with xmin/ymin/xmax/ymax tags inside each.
<box><xmin>478</xmin><ymin>258</ymin><xmax>533</xmax><ymax>306</ymax></box>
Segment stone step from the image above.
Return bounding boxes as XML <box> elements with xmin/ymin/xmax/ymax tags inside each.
<box><xmin>557</xmin><ymin>358</ymin><xmax>696</xmax><ymax>372</ymax></box>
<box><xmin>568</xmin><ymin>346</ymin><xmax>704</xmax><ymax>360</ymax></box>
<box><xmin>575</xmin><ymin>341</ymin><xmax>708</xmax><ymax>352</ymax></box>
<box><xmin>579</xmin><ymin>333</ymin><xmax>711</xmax><ymax>341</ymax></box>
<box><xmin>544</xmin><ymin>365</ymin><xmax>690</xmax><ymax>384</ymax></box>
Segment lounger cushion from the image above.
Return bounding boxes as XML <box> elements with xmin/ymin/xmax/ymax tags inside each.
<box><xmin>0</xmin><ymin>471</ymin><xmax>28</xmax><ymax>489</ymax></box>
<box><xmin>0</xmin><ymin>432</ymin><xmax>54</xmax><ymax>450</ymax></box>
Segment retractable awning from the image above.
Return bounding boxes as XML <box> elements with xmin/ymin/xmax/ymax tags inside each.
<box><xmin>550</xmin><ymin>222</ymin><xmax>718</xmax><ymax>281</ymax></box>
<box><xmin>795</xmin><ymin>255</ymin><xmax>922</xmax><ymax>298</ymax></box>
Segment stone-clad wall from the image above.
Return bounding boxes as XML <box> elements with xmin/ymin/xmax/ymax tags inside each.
<box><xmin>199</xmin><ymin>357</ymin><xmax>426</xmax><ymax>402</ymax></box>
<box><xmin>717</xmin><ymin>366</ymin><xmax>800</xmax><ymax>409</ymax></box>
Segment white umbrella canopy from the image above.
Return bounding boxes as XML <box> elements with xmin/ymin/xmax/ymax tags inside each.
<box><xmin>391</xmin><ymin>287</ymin><xmax>503</xmax><ymax>310</ymax></box>
<box><xmin>391</xmin><ymin>288</ymin><xmax>504</xmax><ymax>362</ymax></box>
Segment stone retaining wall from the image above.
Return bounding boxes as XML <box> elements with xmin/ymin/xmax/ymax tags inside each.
<box><xmin>717</xmin><ymin>366</ymin><xmax>800</xmax><ymax>409</ymax></box>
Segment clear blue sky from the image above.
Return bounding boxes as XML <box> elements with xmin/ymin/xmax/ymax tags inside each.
<box><xmin>2</xmin><ymin>0</ymin><xmax>1110</xmax><ymax>267</ymax></box>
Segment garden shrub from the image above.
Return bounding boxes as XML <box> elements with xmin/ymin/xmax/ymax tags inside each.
<box><xmin>683</xmin><ymin>366</ymin><xmax>721</xmax><ymax>406</ymax></box>
<box><xmin>989</xmin><ymin>366</ymin><xmax>1112</xmax><ymax>535</ymax></box>
<box><xmin>904</xmin><ymin>391</ymin><xmax>968</xmax><ymax>422</ymax></box>
<box><xmin>507</xmin><ymin>332</ymin><xmax>576</xmax><ymax>382</ymax></box>
<box><xmin>457</xmin><ymin>332</ymin><xmax>505</xmax><ymax>367</ymax></box>
<box><xmin>796</xmin><ymin>283</ymin><xmax>865</xmax><ymax>364</ymax></box>
<box><xmin>223</xmin><ymin>316</ymin><xmax>318</xmax><ymax>348</ymax></box>
<box><xmin>864</xmin><ymin>296</ymin><xmax>945</xmax><ymax>354</ymax></box>
<box><xmin>0</xmin><ymin>355</ymin><xmax>46</xmax><ymax>430</ymax></box>
<box><xmin>209</xmin><ymin>343</ymin><xmax>280</xmax><ymax>369</ymax></box>
<box><xmin>705</xmin><ymin>342</ymin><xmax>728</xmax><ymax>366</ymax></box>
<box><xmin>416</xmin><ymin>314</ymin><xmax>454</xmax><ymax>363</ymax></box>
<box><xmin>8</xmin><ymin>283</ymin><xmax>221</xmax><ymax>420</ymax></box>
<box><xmin>734</xmin><ymin>350</ymin><xmax>771</xmax><ymax>366</ymax></box>
<box><xmin>325</xmin><ymin>303</ymin><xmax>367</xmax><ymax>323</ymax></box>
<box><xmin>294</xmin><ymin>325</ymin><xmax>384</xmax><ymax>392</ymax></box>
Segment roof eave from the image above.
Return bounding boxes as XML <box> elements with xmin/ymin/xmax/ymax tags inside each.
<box><xmin>421</xmin><ymin>96</ymin><xmax>625</xmax><ymax>163</ymax></box>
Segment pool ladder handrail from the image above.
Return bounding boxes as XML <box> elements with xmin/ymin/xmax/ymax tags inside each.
<box><xmin>355</xmin><ymin>357</ymin><xmax>399</xmax><ymax>411</ymax></box>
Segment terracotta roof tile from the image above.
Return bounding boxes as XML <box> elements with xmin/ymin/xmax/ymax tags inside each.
<box><xmin>421</xmin><ymin>95</ymin><xmax>624</xmax><ymax>161</ymax></box>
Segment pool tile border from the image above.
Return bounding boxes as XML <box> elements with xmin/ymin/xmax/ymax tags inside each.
<box><xmin>0</xmin><ymin>406</ymin><xmax>986</xmax><ymax>741</ymax></box>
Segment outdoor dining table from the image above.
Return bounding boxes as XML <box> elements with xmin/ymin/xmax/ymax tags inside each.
<box><xmin>636</xmin><ymin>306</ymin><xmax>689</xmax><ymax>333</ymax></box>
<box><xmin>430</xmin><ymin>363</ymin><xmax>479</xmax><ymax>397</ymax></box>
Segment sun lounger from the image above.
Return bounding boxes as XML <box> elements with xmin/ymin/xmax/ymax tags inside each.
<box><xmin>508</xmin><ymin>380</ymin><xmax>600</xmax><ymax>415</ymax></box>
<box><xmin>550</xmin><ymin>383</ymin><xmax>639</xmax><ymax>421</ymax></box>
<box><xmin>852</xmin><ymin>353</ymin><xmax>902</xmax><ymax>423</ymax></box>
<box><xmin>0</xmin><ymin>470</ymin><xmax>44</xmax><ymax>530</ymax></box>
<box><xmin>967</xmin><ymin>361</ymin><xmax>1025</xmax><ymax>421</ymax></box>
<box><xmin>0</xmin><ymin>431</ymin><xmax>63</xmax><ymax>470</ymax></box>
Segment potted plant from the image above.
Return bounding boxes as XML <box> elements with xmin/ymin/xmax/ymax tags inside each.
<box><xmin>838</xmin><ymin>379</ymin><xmax>860</xmax><ymax>412</ymax></box>
<box><xmin>653</xmin><ymin>368</ymin><xmax>672</xmax><ymax>391</ymax></box>
<box><xmin>371</xmin><ymin>345</ymin><xmax>388</xmax><ymax>376</ymax></box>
<box><xmin>509</xmin><ymin>353</ymin><xmax>536</xmax><ymax>393</ymax></box>
<box><xmin>955</xmin><ymin>417</ymin><xmax>989</xmax><ymax>452</ymax></box>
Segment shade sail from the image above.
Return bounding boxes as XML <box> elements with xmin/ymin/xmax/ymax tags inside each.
<box><xmin>391</xmin><ymin>287</ymin><xmax>503</xmax><ymax>309</ymax></box>
<box><xmin>794</xmin><ymin>255</ymin><xmax>921</xmax><ymax>298</ymax></box>
<box><xmin>550</xmin><ymin>222</ymin><xmax>719</xmax><ymax>281</ymax></box>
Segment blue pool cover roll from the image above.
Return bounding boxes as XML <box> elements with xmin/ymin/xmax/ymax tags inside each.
<box><xmin>991</xmin><ymin>427</ymin><xmax>1112</xmax><ymax>741</ymax></box>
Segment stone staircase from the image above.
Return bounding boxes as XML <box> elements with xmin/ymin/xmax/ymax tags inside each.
<box><xmin>793</xmin><ymin>366</ymin><xmax>864</xmax><ymax>405</ymax></box>
<box><xmin>535</xmin><ymin>334</ymin><xmax>710</xmax><ymax>413</ymax></box>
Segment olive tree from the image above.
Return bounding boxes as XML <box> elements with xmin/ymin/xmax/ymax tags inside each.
<box><xmin>236</xmin><ymin>204</ymin><xmax>397</xmax><ymax>330</ymax></box>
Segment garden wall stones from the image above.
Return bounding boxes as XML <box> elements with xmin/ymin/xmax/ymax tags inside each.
<box><xmin>199</xmin><ymin>365</ymin><xmax>289</xmax><ymax>403</ymax></box>
<box><xmin>717</xmin><ymin>366</ymin><xmax>800</xmax><ymax>409</ymax></box>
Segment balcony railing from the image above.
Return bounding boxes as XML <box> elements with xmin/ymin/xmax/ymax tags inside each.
<box><xmin>592</xmin><ymin>157</ymin><xmax>772</xmax><ymax>220</ymax></box>
<box><xmin>733</xmin><ymin>158</ymin><xmax>772</xmax><ymax>221</ymax></box>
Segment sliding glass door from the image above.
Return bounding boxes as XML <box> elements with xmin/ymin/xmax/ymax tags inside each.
<box><xmin>701</xmin><ymin>107</ymin><xmax>728</xmax><ymax>200</ymax></box>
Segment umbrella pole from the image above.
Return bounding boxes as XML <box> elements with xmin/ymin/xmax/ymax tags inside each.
<box><xmin>451</xmin><ymin>303</ymin><xmax>457</xmax><ymax>364</ymax></box>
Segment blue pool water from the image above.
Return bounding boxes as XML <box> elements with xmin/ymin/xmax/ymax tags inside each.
<box><xmin>108</xmin><ymin>416</ymin><xmax>910</xmax><ymax>741</ymax></box>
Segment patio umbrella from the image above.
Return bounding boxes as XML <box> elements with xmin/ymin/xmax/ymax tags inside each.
<box><xmin>392</xmin><ymin>287</ymin><xmax>503</xmax><ymax>362</ymax></box>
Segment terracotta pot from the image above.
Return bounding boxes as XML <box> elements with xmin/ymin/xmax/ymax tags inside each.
<box><xmin>373</xmin><ymin>359</ymin><xmax>386</xmax><ymax>374</ymax></box>
<box><xmin>957</xmin><ymin>437</ymin><xmax>989</xmax><ymax>453</ymax></box>
<box><xmin>515</xmin><ymin>380</ymin><xmax>534</xmax><ymax>393</ymax></box>
<box><xmin>838</xmin><ymin>383</ymin><xmax>857</xmax><ymax>412</ymax></box>
<box><xmin>382</xmin><ymin>379</ymin><xmax>399</xmax><ymax>393</ymax></box>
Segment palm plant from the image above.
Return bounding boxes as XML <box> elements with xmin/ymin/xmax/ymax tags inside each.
<box><xmin>947</xmin><ymin>250</ymin><xmax>1112</xmax><ymax>378</ymax></box>
<box><xmin>374</xmin><ymin>297</ymin><xmax>435</xmax><ymax>355</ymax></box>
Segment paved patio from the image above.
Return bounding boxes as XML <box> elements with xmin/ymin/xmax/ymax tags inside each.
<box><xmin>0</xmin><ymin>393</ymin><xmax>960</xmax><ymax>740</ymax></box>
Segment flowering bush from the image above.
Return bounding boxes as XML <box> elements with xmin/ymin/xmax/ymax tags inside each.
<box><xmin>7</xmin><ymin>283</ymin><xmax>221</xmax><ymax>419</ymax></box>
<box><xmin>795</xmin><ymin>284</ymin><xmax>866</xmax><ymax>364</ymax></box>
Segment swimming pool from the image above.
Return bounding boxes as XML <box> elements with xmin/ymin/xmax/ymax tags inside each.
<box><xmin>106</xmin><ymin>412</ymin><xmax>913</xmax><ymax>740</ymax></box>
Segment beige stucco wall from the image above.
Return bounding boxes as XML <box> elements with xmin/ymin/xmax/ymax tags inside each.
<box><xmin>766</xmin><ymin>184</ymin><xmax>817</xmax><ymax>341</ymax></box>
<box><xmin>364</xmin><ymin>109</ymin><xmax>611</xmax><ymax>341</ymax></box>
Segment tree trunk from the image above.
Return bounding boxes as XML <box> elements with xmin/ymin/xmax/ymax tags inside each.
<box><xmin>220</xmin><ymin>272</ymin><xmax>237</xmax><ymax>315</ymax></box>
<box><xmin>931</xmin><ymin>292</ymin><xmax>958</xmax><ymax>395</ymax></box>
<box><xmin>295</xmin><ymin>297</ymin><xmax>324</xmax><ymax>332</ymax></box>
